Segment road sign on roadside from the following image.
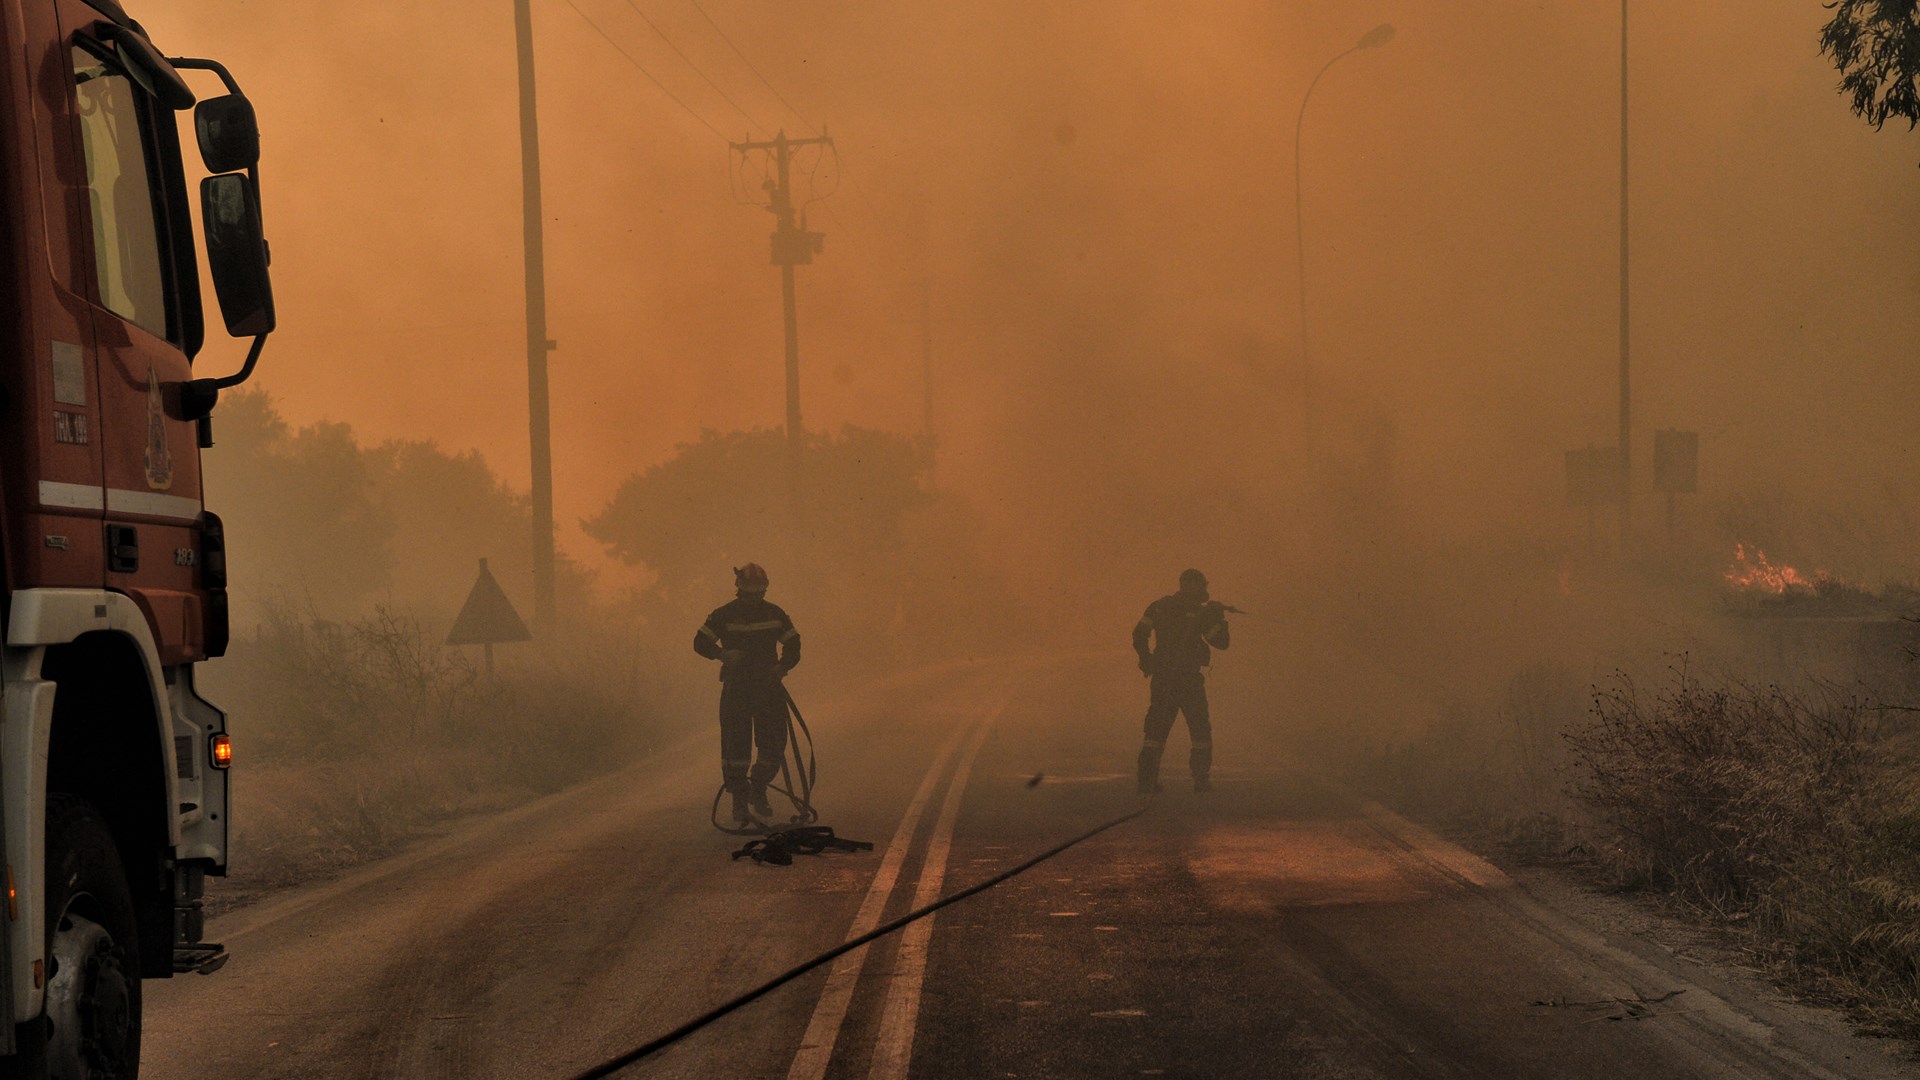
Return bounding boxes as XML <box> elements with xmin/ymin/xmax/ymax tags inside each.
<box><xmin>448</xmin><ymin>558</ymin><xmax>531</xmax><ymax>672</ymax></box>
<box><xmin>1653</xmin><ymin>429</ymin><xmax>1700</xmax><ymax>544</ymax></box>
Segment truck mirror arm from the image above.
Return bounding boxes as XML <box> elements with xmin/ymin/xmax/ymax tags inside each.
<box><xmin>164</xmin><ymin>56</ymin><xmax>240</xmax><ymax>96</ymax></box>
<box><xmin>180</xmin><ymin>333</ymin><xmax>267</xmax><ymax>421</ymax></box>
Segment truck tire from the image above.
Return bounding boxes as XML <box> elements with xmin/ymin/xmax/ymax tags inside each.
<box><xmin>36</xmin><ymin>795</ymin><xmax>139</xmax><ymax>1080</ymax></box>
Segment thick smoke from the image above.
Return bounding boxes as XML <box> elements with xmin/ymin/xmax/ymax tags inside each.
<box><xmin>145</xmin><ymin>0</ymin><xmax>1920</xmax><ymax>749</ymax></box>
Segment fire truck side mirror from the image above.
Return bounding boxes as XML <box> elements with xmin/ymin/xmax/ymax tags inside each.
<box><xmin>194</xmin><ymin>95</ymin><xmax>258</xmax><ymax>174</ymax></box>
<box><xmin>200</xmin><ymin>173</ymin><xmax>274</xmax><ymax>338</ymax></box>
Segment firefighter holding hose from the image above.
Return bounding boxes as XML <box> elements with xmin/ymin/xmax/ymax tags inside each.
<box><xmin>1133</xmin><ymin>568</ymin><xmax>1231</xmax><ymax>794</ymax></box>
<box><xmin>695</xmin><ymin>563</ymin><xmax>802</xmax><ymax>823</ymax></box>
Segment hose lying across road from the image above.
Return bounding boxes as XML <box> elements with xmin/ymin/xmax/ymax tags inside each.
<box><xmin>566</xmin><ymin>801</ymin><xmax>1153</xmax><ymax>1080</ymax></box>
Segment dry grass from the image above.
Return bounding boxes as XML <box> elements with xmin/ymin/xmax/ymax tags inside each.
<box><xmin>201</xmin><ymin>599</ymin><xmax>677</xmax><ymax>914</ymax></box>
<box><xmin>1568</xmin><ymin>672</ymin><xmax>1920</xmax><ymax>1037</ymax></box>
<box><xmin>1360</xmin><ymin>654</ymin><xmax>1920</xmax><ymax>1038</ymax></box>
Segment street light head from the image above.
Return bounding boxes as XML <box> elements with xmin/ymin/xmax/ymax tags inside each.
<box><xmin>1357</xmin><ymin>24</ymin><xmax>1396</xmax><ymax>50</ymax></box>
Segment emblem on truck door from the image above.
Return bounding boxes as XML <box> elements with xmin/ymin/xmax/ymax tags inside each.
<box><xmin>146</xmin><ymin>367</ymin><xmax>173</xmax><ymax>490</ymax></box>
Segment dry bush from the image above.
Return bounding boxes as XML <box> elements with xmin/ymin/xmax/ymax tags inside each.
<box><xmin>223</xmin><ymin>598</ymin><xmax>658</xmax><ymax>768</ymax></box>
<box><xmin>1568</xmin><ymin>671</ymin><xmax>1920</xmax><ymax>1034</ymax></box>
<box><xmin>1568</xmin><ymin>674</ymin><xmax>1879</xmax><ymax>903</ymax></box>
<box><xmin>203</xmin><ymin>597</ymin><xmax>672</xmax><ymax>909</ymax></box>
<box><xmin>235</xmin><ymin>601</ymin><xmax>485</xmax><ymax>757</ymax></box>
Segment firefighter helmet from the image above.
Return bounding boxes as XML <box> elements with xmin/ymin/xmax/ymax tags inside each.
<box><xmin>734</xmin><ymin>563</ymin><xmax>770</xmax><ymax>593</ymax></box>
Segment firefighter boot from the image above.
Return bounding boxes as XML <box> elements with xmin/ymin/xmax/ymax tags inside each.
<box><xmin>1136</xmin><ymin>742</ymin><xmax>1165</xmax><ymax>796</ymax></box>
<box><xmin>748</xmin><ymin>783</ymin><xmax>775</xmax><ymax>820</ymax></box>
<box><xmin>730</xmin><ymin>789</ymin><xmax>753</xmax><ymax>824</ymax></box>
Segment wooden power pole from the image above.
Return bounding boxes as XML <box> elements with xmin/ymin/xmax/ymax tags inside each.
<box><xmin>732</xmin><ymin>130</ymin><xmax>831</xmax><ymax>502</ymax></box>
<box><xmin>1618</xmin><ymin>0</ymin><xmax>1633</xmax><ymax>550</ymax></box>
<box><xmin>514</xmin><ymin>0</ymin><xmax>557</xmax><ymax>628</ymax></box>
<box><xmin>922</xmin><ymin>280</ymin><xmax>936</xmax><ymax>491</ymax></box>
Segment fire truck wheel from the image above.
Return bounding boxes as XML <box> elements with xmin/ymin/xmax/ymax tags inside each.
<box><xmin>38</xmin><ymin>795</ymin><xmax>140</xmax><ymax>1080</ymax></box>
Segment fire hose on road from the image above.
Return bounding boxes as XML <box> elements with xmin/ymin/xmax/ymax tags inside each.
<box><xmin>567</xmin><ymin>800</ymin><xmax>1151</xmax><ymax>1079</ymax></box>
<box><xmin>708</xmin><ymin>686</ymin><xmax>876</xmax><ymax>863</ymax></box>
<box><xmin>707</xmin><ymin>684</ymin><xmax>818</xmax><ymax>835</ymax></box>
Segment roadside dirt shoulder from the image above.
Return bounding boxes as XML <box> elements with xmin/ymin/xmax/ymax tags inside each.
<box><xmin>1498</xmin><ymin>861</ymin><xmax>1918</xmax><ymax>1079</ymax></box>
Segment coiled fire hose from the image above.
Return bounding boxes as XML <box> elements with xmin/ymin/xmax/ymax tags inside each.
<box><xmin>709</xmin><ymin>684</ymin><xmax>821</xmax><ymax>837</ymax></box>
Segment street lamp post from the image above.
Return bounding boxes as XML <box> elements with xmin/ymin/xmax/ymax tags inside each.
<box><xmin>1617</xmin><ymin>0</ymin><xmax>1632</xmax><ymax>549</ymax></box>
<box><xmin>1294</xmin><ymin>23</ymin><xmax>1395</xmax><ymax>457</ymax></box>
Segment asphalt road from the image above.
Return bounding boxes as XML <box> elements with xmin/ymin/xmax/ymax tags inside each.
<box><xmin>142</xmin><ymin>657</ymin><xmax>1912</xmax><ymax>1079</ymax></box>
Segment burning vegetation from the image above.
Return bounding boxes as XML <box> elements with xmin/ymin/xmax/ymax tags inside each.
<box><xmin>1724</xmin><ymin>543</ymin><xmax>1826</xmax><ymax>594</ymax></box>
<box><xmin>1721</xmin><ymin>544</ymin><xmax>1916</xmax><ymax>620</ymax></box>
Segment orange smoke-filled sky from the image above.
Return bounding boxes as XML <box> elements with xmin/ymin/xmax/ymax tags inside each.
<box><xmin>140</xmin><ymin>1</ymin><xmax>1920</xmax><ymax>591</ymax></box>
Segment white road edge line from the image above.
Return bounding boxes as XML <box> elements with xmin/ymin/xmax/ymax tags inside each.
<box><xmin>866</xmin><ymin>707</ymin><xmax>999</xmax><ymax>1080</ymax></box>
<box><xmin>785</xmin><ymin>719</ymin><xmax>976</xmax><ymax>1080</ymax></box>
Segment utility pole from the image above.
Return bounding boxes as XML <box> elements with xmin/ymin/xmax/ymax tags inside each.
<box><xmin>514</xmin><ymin>0</ymin><xmax>556</xmax><ymax>627</ymax></box>
<box><xmin>921</xmin><ymin>280</ymin><xmax>936</xmax><ymax>491</ymax></box>
<box><xmin>1618</xmin><ymin>0</ymin><xmax>1632</xmax><ymax>549</ymax></box>
<box><xmin>731</xmin><ymin>130</ymin><xmax>831</xmax><ymax>502</ymax></box>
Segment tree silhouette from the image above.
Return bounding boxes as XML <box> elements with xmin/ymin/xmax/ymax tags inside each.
<box><xmin>1820</xmin><ymin>1</ymin><xmax>1920</xmax><ymax>129</ymax></box>
<box><xmin>203</xmin><ymin>389</ymin><xmax>395</xmax><ymax>617</ymax></box>
<box><xmin>584</xmin><ymin>426</ymin><xmax>933</xmax><ymax>605</ymax></box>
<box><xmin>584</xmin><ymin>426</ymin><xmax>1016</xmax><ymax>664</ymax></box>
<box><xmin>204</xmin><ymin>390</ymin><xmax>591</xmax><ymax>625</ymax></box>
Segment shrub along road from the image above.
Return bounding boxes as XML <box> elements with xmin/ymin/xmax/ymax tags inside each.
<box><xmin>143</xmin><ymin>657</ymin><xmax>1909</xmax><ymax>1079</ymax></box>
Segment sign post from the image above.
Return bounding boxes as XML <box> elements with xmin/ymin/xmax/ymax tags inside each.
<box><xmin>1652</xmin><ymin>429</ymin><xmax>1699</xmax><ymax>546</ymax></box>
<box><xmin>446</xmin><ymin>558</ymin><xmax>533</xmax><ymax>675</ymax></box>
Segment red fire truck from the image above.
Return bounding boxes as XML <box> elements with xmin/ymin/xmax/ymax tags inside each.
<box><xmin>0</xmin><ymin>0</ymin><xmax>272</xmax><ymax>1073</ymax></box>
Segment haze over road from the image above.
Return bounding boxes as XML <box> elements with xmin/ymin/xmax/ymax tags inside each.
<box><xmin>144</xmin><ymin>659</ymin><xmax>1906</xmax><ymax>1079</ymax></box>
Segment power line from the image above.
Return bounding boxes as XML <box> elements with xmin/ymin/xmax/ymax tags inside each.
<box><xmin>727</xmin><ymin>148</ymin><xmax>759</xmax><ymax>204</ymax></box>
<box><xmin>620</xmin><ymin>0</ymin><xmax>775</xmax><ymax>137</ymax></box>
<box><xmin>797</xmin><ymin>140</ymin><xmax>838</xmax><ymax>209</ymax></box>
<box><xmin>559</xmin><ymin>0</ymin><xmax>730</xmax><ymax>142</ymax></box>
<box><xmin>686</xmin><ymin>0</ymin><xmax>909</xmax><ymax>244</ymax></box>
<box><xmin>834</xmin><ymin>146</ymin><xmax>907</xmax><ymax>242</ymax></box>
<box><xmin>688</xmin><ymin>0</ymin><xmax>817</xmax><ymax>134</ymax></box>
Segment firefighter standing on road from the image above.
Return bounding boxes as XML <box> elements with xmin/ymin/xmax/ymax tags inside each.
<box><xmin>1133</xmin><ymin>569</ymin><xmax>1230</xmax><ymax>794</ymax></box>
<box><xmin>694</xmin><ymin>564</ymin><xmax>802</xmax><ymax>824</ymax></box>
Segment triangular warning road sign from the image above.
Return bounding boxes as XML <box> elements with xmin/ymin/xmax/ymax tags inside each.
<box><xmin>447</xmin><ymin>558</ymin><xmax>533</xmax><ymax>645</ymax></box>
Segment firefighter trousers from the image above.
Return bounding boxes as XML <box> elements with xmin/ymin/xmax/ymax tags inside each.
<box><xmin>720</xmin><ymin>677</ymin><xmax>789</xmax><ymax>793</ymax></box>
<box><xmin>1138</xmin><ymin>669</ymin><xmax>1211</xmax><ymax>791</ymax></box>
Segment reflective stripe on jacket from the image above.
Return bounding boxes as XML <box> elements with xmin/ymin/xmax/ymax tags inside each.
<box><xmin>695</xmin><ymin>596</ymin><xmax>802</xmax><ymax>681</ymax></box>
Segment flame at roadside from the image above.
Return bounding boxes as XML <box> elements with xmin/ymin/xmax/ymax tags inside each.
<box><xmin>1724</xmin><ymin>543</ymin><xmax>1829</xmax><ymax>594</ymax></box>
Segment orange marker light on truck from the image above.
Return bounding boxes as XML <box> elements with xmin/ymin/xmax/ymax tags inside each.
<box><xmin>5</xmin><ymin>865</ymin><xmax>13</xmax><ymax>922</ymax></box>
<box><xmin>210</xmin><ymin>733</ymin><xmax>232</xmax><ymax>769</ymax></box>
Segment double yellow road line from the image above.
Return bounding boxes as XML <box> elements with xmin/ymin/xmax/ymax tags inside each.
<box><xmin>786</xmin><ymin>700</ymin><xmax>1004</xmax><ymax>1080</ymax></box>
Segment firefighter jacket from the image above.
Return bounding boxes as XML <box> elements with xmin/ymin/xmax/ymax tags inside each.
<box><xmin>1133</xmin><ymin>594</ymin><xmax>1229</xmax><ymax>673</ymax></box>
<box><xmin>695</xmin><ymin>597</ymin><xmax>802</xmax><ymax>683</ymax></box>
